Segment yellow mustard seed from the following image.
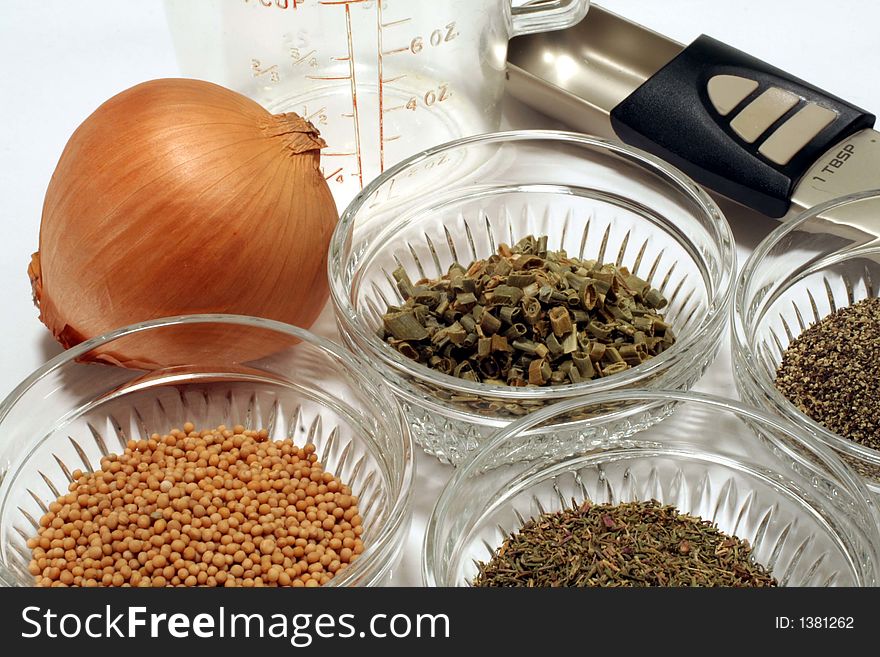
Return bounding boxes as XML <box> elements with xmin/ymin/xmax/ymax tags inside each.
<box><xmin>28</xmin><ymin>424</ymin><xmax>365</xmax><ymax>587</ymax></box>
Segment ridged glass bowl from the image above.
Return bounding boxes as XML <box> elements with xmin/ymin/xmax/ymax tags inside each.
<box><xmin>733</xmin><ymin>190</ymin><xmax>880</xmax><ymax>494</ymax></box>
<box><xmin>0</xmin><ymin>315</ymin><xmax>413</xmax><ymax>587</ymax></box>
<box><xmin>423</xmin><ymin>390</ymin><xmax>880</xmax><ymax>587</ymax></box>
<box><xmin>330</xmin><ymin>131</ymin><xmax>735</xmax><ymax>465</ymax></box>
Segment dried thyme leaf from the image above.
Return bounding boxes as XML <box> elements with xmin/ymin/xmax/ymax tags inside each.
<box><xmin>473</xmin><ymin>500</ymin><xmax>777</xmax><ymax>587</ymax></box>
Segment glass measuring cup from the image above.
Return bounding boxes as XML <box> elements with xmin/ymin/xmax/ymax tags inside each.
<box><xmin>165</xmin><ymin>0</ymin><xmax>590</xmax><ymax>206</ymax></box>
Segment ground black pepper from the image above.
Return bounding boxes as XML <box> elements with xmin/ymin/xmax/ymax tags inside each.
<box><xmin>774</xmin><ymin>296</ymin><xmax>880</xmax><ymax>450</ymax></box>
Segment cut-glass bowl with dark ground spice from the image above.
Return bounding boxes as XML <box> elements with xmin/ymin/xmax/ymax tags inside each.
<box><xmin>734</xmin><ymin>190</ymin><xmax>880</xmax><ymax>495</ymax></box>
<box><xmin>423</xmin><ymin>390</ymin><xmax>880</xmax><ymax>587</ymax></box>
<box><xmin>330</xmin><ymin>132</ymin><xmax>735</xmax><ymax>465</ymax></box>
<box><xmin>0</xmin><ymin>316</ymin><xmax>414</xmax><ymax>587</ymax></box>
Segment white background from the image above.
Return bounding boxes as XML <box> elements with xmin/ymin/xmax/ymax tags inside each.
<box><xmin>0</xmin><ymin>1</ymin><xmax>877</xmax><ymax>585</ymax></box>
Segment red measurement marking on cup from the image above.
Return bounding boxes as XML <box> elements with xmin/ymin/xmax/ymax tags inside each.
<box><xmin>377</xmin><ymin>0</ymin><xmax>385</xmax><ymax>172</ymax></box>
<box><xmin>250</xmin><ymin>59</ymin><xmax>280</xmax><ymax>82</ymax></box>
<box><xmin>249</xmin><ymin>0</ymin><xmax>300</xmax><ymax>9</ymax></box>
<box><xmin>377</xmin><ymin>4</ymin><xmax>417</xmax><ymax>171</ymax></box>
<box><xmin>304</xmin><ymin>106</ymin><xmax>328</xmax><ymax>125</ymax></box>
<box><xmin>290</xmin><ymin>49</ymin><xmax>316</xmax><ymax>66</ymax></box>
<box><xmin>382</xmin><ymin>18</ymin><xmax>411</xmax><ymax>28</ymax></box>
<box><xmin>324</xmin><ymin>167</ymin><xmax>344</xmax><ymax>181</ymax></box>
<box><xmin>345</xmin><ymin>4</ymin><xmax>363</xmax><ymax>188</ymax></box>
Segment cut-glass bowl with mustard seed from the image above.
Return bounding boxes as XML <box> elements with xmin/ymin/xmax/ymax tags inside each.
<box><xmin>734</xmin><ymin>190</ymin><xmax>880</xmax><ymax>495</ymax></box>
<box><xmin>423</xmin><ymin>390</ymin><xmax>880</xmax><ymax>587</ymax></box>
<box><xmin>330</xmin><ymin>131</ymin><xmax>735</xmax><ymax>465</ymax></box>
<box><xmin>0</xmin><ymin>315</ymin><xmax>413</xmax><ymax>587</ymax></box>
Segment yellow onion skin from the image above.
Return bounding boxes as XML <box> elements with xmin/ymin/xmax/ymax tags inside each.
<box><xmin>29</xmin><ymin>79</ymin><xmax>338</xmax><ymax>368</ymax></box>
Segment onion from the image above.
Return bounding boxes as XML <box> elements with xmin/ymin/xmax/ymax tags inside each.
<box><xmin>29</xmin><ymin>79</ymin><xmax>338</xmax><ymax>367</ymax></box>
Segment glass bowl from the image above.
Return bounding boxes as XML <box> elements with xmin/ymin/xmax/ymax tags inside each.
<box><xmin>330</xmin><ymin>130</ymin><xmax>735</xmax><ymax>465</ymax></box>
<box><xmin>0</xmin><ymin>315</ymin><xmax>413</xmax><ymax>587</ymax></box>
<box><xmin>423</xmin><ymin>390</ymin><xmax>880</xmax><ymax>587</ymax></box>
<box><xmin>733</xmin><ymin>190</ymin><xmax>880</xmax><ymax>494</ymax></box>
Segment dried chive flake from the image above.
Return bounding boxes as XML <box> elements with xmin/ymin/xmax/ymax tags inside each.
<box><xmin>473</xmin><ymin>500</ymin><xmax>777</xmax><ymax>588</ymax></box>
<box><xmin>774</xmin><ymin>296</ymin><xmax>880</xmax><ymax>450</ymax></box>
<box><xmin>380</xmin><ymin>235</ymin><xmax>676</xmax><ymax>387</ymax></box>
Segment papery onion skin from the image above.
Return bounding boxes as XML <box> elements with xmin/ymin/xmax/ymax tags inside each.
<box><xmin>29</xmin><ymin>79</ymin><xmax>338</xmax><ymax>367</ymax></box>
